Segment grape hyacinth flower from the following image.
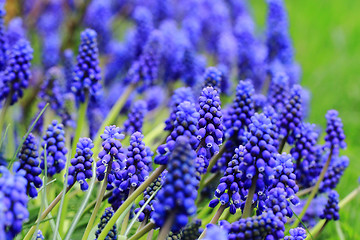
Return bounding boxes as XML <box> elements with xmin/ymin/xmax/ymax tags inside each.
<box><xmin>178</xmin><ymin>219</ymin><xmax>202</xmax><ymax>240</ymax></box>
<box><xmin>273</xmin><ymin>153</ymin><xmax>299</xmax><ymax>205</ymax></box>
<box><xmin>217</xmin><ymin>32</ymin><xmax>237</xmax><ymax>71</ymax></box>
<box><xmin>0</xmin><ymin>39</ymin><xmax>33</xmax><ymax>105</ymax></box>
<box><xmin>155</xmin><ymin>101</ymin><xmax>199</xmax><ymax>165</ymax></box>
<box><xmin>144</xmin><ymin>86</ymin><xmax>166</xmax><ymax>111</ymax></box>
<box><xmin>320</xmin><ymin>190</ymin><xmax>340</xmax><ymax>221</ymax></box>
<box><xmin>267</xmin><ymin>72</ymin><xmax>290</xmax><ymax>113</ymax></box>
<box><xmin>17</xmin><ymin>133</ymin><xmax>42</xmax><ymax>198</ymax></box>
<box><xmin>126</xmin><ymin>30</ymin><xmax>163</xmax><ymax>92</ymax></box>
<box><xmin>72</xmin><ymin>28</ymin><xmax>102</xmax><ymax>104</ymax></box>
<box><xmin>265</xmin><ymin>187</ymin><xmax>292</xmax><ymax>223</ymax></box>
<box><xmin>36</xmin><ymin>230</ymin><xmax>44</xmax><ymax>240</ymax></box>
<box><xmin>253</xmin><ymin>94</ymin><xmax>267</xmax><ymax>112</ymax></box>
<box><xmin>63</xmin><ymin>49</ymin><xmax>74</xmax><ymax>92</ymax></box>
<box><xmin>0</xmin><ymin>166</ymin><xmax>29</xmax><ymax>239</ymax></box>
<box><xmin>39</xmin><ymin>67</ymin><xmax>64</xmax><ymax>113</ymax></box>
<box><xmin>324</xmin><ymin>110</ymin><xmax>346</xmax><ymax>154</ymax></box>
<box><xmin>203</xmin><ymin>225</ymin><xmax>228</xmax><ymax>240</ymax></box>
<box><xmin>67</xmin><ymin>138</ymin><xmax>94</xmax><ymax>191</ymax></box>
<box><xmin>278</xmin><ymin>84</ymin><xmax>303</xmax><ymax>145</ymax></box>
<box><xmin>320</xmin><ymin>155</ymin><xmax>349</xmax><ymax>193</ymax></box>
<box><xmin>152</xmin><ymin>136</ymin><xmax>198</xmax><ymax>233</ymax></box>
<box><xmin>123</xmin><ymin>100</ymin><xmax>148</xmax><ymax>135</ymax></box>
<box><xmin>202</xmin><ymin>67</ymin><xmax>222</xmax><ymax>93</ymax></box>
<box><xmin>6</xmin><ymin>17</ymin><xmax>25</xmax><ymax>46</ymax></box>
<box><xmin>40</xmin><ymin>120</ymin><xmax>68</xmax><ymax>177</ymax></box>
<box><xmin>117</xmin><ymin>132</ymin><xmax>152</xmax><ymax>191</ymax></box>
<box><xmin>95</xmin><ymin>207</ymin><xmax>117</xmax><ymax>240</ymax></box>
<box><xmin>209</xmin><ymin>146</ymin><xmax>245</xmax><ymax>214</ymax></box>
<box><xmin>224</xmin><ymin>80</ymin><xmax>255</xmax><ymax>141</ymax></box>
<box><xmin>0</xmin><ymin>5</ymin><xmax>7</xmax><ymax>71</ymax></box>
<box><xmin>133</xmin><ymin>6</ymin><xmax>154</xmax><ymax>57</ymax></box>
<box><xmin>135</xmin><ymin>174</ymin><xmax>163</xmax><ymax>222</ymax></box>
<box><xmin>220</xmin><ymin>210</ymin><xmax>285</xmax><ymax>240</ymax></box>
<box><xmin>197</xmin><ymin>86</ymin><xmax>224</xmax><ymax>170</ymax></box>
<box><xmin>284</xmin><ymin>227</ymin><xmax>307</xmax><ymax>240</ymax></box>
<box><xmin>96</xmin><ymin>126</ymin><xmax>126</xmax><ymax>188</ymax></box>
<box><xmin>164</xmin><ymin>87</ymin><xmax>195</xmax><ymax>131</ymax></box>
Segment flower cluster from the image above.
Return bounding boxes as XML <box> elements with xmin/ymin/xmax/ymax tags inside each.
<box><xmin>324</xmin><ymin>110</ymin><xmax>346</xmax><ymax>153</ymax></box>
<box><xmin>320</xmin><ymin>155</ymin><xmax>349</xmax><ymax>193</ymax></box>
<box><xmin>0</xmin><ymin>6</ymin><xmax>7</xmax><ymax>71</ymax></box>
<box><xmin>209</xmin><ymin>146</ymin><xmax>245</xmax><ymax>214</ymax></box>
<box><xmin>96</xmin><ymin>126</ymin><xmax>126</xmax><ymax>187</ymax></box>
<box><xmin>72</xmin><ymin>28</ymin><xmax>102</xmax><ymax>103</ymax></box>
<box><xmin>197</xmin><ymin>86</ymin><xmax>224</xmax><ymax>170</ymax></box>
<box><xmin>320</xmin><ymin>190</ymin><xmax>340</xmax><ymax>221</ymax></box>
<box><xmin>0</xmin><ymin>166</ymin><xmax>29</xmax><ymax>239</ymax></box>
<box><xmin>68</xmin><ymin>138</ymin><xmax>94</xmax><ymax>191</ymax></box>
<box><xmin>117</xmin><ymin>132</ymin><xmax>152</xmax><ymax>191</ymax></box>
<box><xmin>0</xmin><ymin>39</ymin><xmax>33</xmax><ymax>105</ymax></box>
<box><xmin>202</xmin><ymin>67</ymin><xmax>222</xmax><ymax>93</ymax></box>
<box><xmin>265</xmin><ymin>187</ymin><xmax>292</xmax><ymax>223</ymax></box>
<box><xmin>17</xmin><ymin>133</ymin><xmax>42</xmax><ymax>198</ymax></box>
<box><xmin>123</xmin><ymin>100</ymin><xmax>148</xmax><ymax>135</ymax></box>
<box><xmin>155</xmin><ymin>101</ymin><xmax>199</xmax><ymax>165</ymax></box>
<box><xmin>40</xmin><ymin>120</ymin><xmax>68</xmax><ymax>177</ymax></box>
<box><xmin>285</xmin><ymin>228</ymin><xmax>307</xmax><ymax>240</ymax></box>
<box><xmin>164</xmin><ymin>87</ymin><xmax>195</xmax><ymax>131</ymax></box>
<box><xmin>152</xmin><ymin>136</ymin><xmax>198</xmax><ymax>233</ymax></box>
<box><xmin>95</xmin><ymin>207</ymin><xmax>117</xmax><ymax>240</ymax></box>
<box><xmin>267</xmin><ymin>72</ymin><xmax>290</xmax><ymax>113</ymax></box>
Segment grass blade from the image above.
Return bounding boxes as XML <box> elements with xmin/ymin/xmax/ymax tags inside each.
<box><xmin>289</xmin><ymin>205</ymin><xmax>313</xmax><ymax>240</ymax></box>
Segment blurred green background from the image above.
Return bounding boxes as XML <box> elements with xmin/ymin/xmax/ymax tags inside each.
<box><xmin>252</xmin><ymin>1</ymin><xmax>360</xmax><ymax>239</ymax></box>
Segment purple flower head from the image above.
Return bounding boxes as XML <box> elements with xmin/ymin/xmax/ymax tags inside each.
<box><xmin>42</xmin><ymin>32</ymin><xmax>61</xmax><ymax>69</ymax></box>
<box><xmin>202</xmin><ymin>67</ymin><xmax>222</xmax><ymax>93</ymax></box>
<box><xmin>104</xmin><ymin>41</ymin><xmax>129</xmax><ymax>86</ymax></box>
<box><xmin>36</xmin><ymin>0</ymin><xmax>63</xmax><ymax>34</ymax></box>
<box><xmin>197</xmin><ymin>86</ymin><xmax>224</xmax><ymax>171</ymax></box>
<box><xmin>0</xmin><ymin>6</ymin><xmax>7</xmax><ymax>71</ymax></box>
<box><xmin>155</xmin><ymin>101</ymin><xmax>199</xmax><ymax>165</ymax></box>
<box><xmin>285</xmin><ymin>227</ymin><xmax>307</xmax><ymax>240</ymax></box>
<box><xmin>95</xmin><ymin>207</ymin><xmax>117</xmax><ymax>240</ymax></box>
<box><xmin>273</xmin><ymin>153</ymin><xmax>299</xmax><ymax>205</ymax></box>
<box><xmin>165</xmin><ymin>87</ymin><xmax>195</xmax><ymax>132</ymax></box>
<box><xmin>36</xmin><ymin>230</ymin><xmax>44</xmax><ymax>240</ymax></box>
<box><xmin>253</xmin><ymin>94</ymin><xmax>267</xmax><ymax>112</ymax></box>
<box><xmin>6</xmin><ymin>17</ymin><xmax>25</xmax><ymax>46</ymax></box>
<box><xmin>172</xmin><ymin>219</ymin><xmax>202</xmax><ymax>240</ymax></box>
<box><xmin>217</xmin><ymin>31</ymin><xmax>237</xmax><ymax>69</ymax></box>
<box><xmin>209</xmin><ymin>146</ymin><xmax>246</xmax><ymax>214</ymax></box>
<box><xmin>67</xmin><ymin>138</ymin><xmax>94</xmax><ymax>191</ymax></box>
<box><xmin>85</xmin><ymin>0</ymin><xmax>113</xmax><ymax>53</ymax></box>
<box><xmin>217</xmin><ymin>64</ymin><xmax>232</xmax><ymax>95</ymax></box>
<box><xmin>17</xmin><ymin>133</ymin><xmax>42</xmax><ymax>198</ymax></box>
<box><xmin>267</xmin><ymin>72</ymin><xmax>290</xmax><ymax>113</ymax></box>
<box><xmin>117</xmin><ymin>132</ymin><xmax>152</xmax><ymax>191</ymax></box>
<box><xmin>265</xmin><ymin>187</ymin><xmax>292</xmax><ymax>223</ymax></box>
<box><xmin>72</xmin><ymin>28</ymin><xmax>102</xmax><ymax>104</ymax></box>
<box><xmin>181</xmin><ymin>46</ymin><xmax>204</xmax><ymax>87</ymax></box>
<box><xmin>153</xmin><ymin>0</ymin><xmax>173</xmax><ymax>25</ymax></box>
<box><xmin>40</xmin><ymin>120</ymin><xmax>68</xmax><ymax>177</ymax></box>
<box><xmin>63</xmin><ymin>49</ymin><xmax>74</xmax><ymax>92</ymax></box>
<box><xmin>123</xmin><ymin>100</ymin><xmax>148</xmax><ymax>135</ymax></box>
<box><xmin>39</xmin><ymin>67</ymin><xmax>64</xmax><ymax>113</ymax></box>
<box><xmin>320</xmin><ymin>155</ymin><xmax>349</xmax><ymax>193</ymax></box>
<box><xmin>152</xmin><ymin>136</ymin><xmax>198</xmax><ymax>233</ymax></box>
<box><xmin>277</xmin><ymin>84</ymin><xmax>303</xmax><ymax>144</ymax></box>
<box><xmin>324</xmin><ymin>110</ymin><xmax>346</xmax><ymax>153</ymax></box>
<box><xmin>96</xmin><ymin>126</ymin><xmax>126</xmax><ymax>188</ymax></box>
<box><xmin>135</xmin><ymin>173</ymin><xmax>164</xmax><ymax>222</ymax></box>
<box><xmin>224</xmin><ymin>80</ymin><xmax>255</xmax><ymax>141</ymax></box>
<box><xmin>133</xmin><ymin>6</ymin><xmax>154</xmax><ymax>57</ymax></box>
<box><xmin>221</xmin><ymin>210</ymin><xmax>285</xmax><ymax>240</ymax></box>
<box><xmin>144</xmin><ymin>86</ymin><xmax>166</xmax><ymax>111</ymax></box>
<box><xmin>182</xmin><ymin>16</ymin><xmax>202</xmax><ymax>48</ymax></box>
<box><xmin>0</xmin><ymin>39</ymin><xmax>33</xmax><ymax>105</ymax></box>
<box><xmin>0</xmin><ymin>166</ymin><xmax>29</xmax><ymax>239</ymax></box>
<box><xmin>126</xmin><ymin>30</ymin><xmax>163</xmax><ymax>91</ymax></box>
<box><xmin>320</xmin><ymin>190</ymin><xmax>340</xmax><ymax>221</ymax></box>
<box><xmin>266</xmin><ymin>0</ymin><xmax>294</xmax><ymax>64</ymax></box>
<box><xmin>235</xmin><ymin>14</ymin><xmax>266</xmax><ymax>90</ymax></box>
<box><xmin>203</xmin><ymin>225</ymin><xmax>228</xmax><ymax>240</ymax></box>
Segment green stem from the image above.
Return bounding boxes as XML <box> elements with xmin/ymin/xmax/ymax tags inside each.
<box><xmin>242</xmin><ymin>173</ymin><xmax>259</xmax><ymax>218</ymax></box>
<box><xmin>292</xmin><ymin>147</ymin><xmax>333</xmax><ymax>228</ymax></box>
<box><xmin>120</xmin><ymin>187</ymin><xmax>135</xmax><ymax>235</ymax></box>
<box><xmin>158</xmin><ymin>213</ymin><xmax>175</xmax><ymax>240</ymax></box>
<box><xmin>297</xmin><ymin>187</ymin><xmax>314</xmax><ymax>197</ymax></box>
<box><xmin>0</xmin><ymin>92</ymin><xmax>12</xmax><ymax>140</ymax></box>
<box><xmin>143</xmin><ymin>122</ymin><xmax>165</xmax><ymax>146</ymax></box>
<box><xmin>128</xmin><ymin>222</ymin><xmax>155</xmax><ymax>240</ymax></box>
<box><xmin>23</xmin><ymin>183</ymin><xmax>74</xmax><ymax>240</ymax></box>
<box><xmin>82</xmin><ymin>159</ymin><xmax>113</xmax><ymax>240</ymax></box>
<box><xmin>72</xmin><ymin>95</ymin><xmax>89</xmax><ymax>158</ymax></box>
<box><xmin>82</xmin><ymin>190</ymin><xmax>113</xmax><ymax>216</ymax></box>
<box><xmin>198</xmin><ymin>205</ymin><xmax>226</xmax><ymax>239</ymax></box>
<box><xmin>96</xmin><ymin>165</ymin><xmax>166</xmax><ymax>240</ymax></box>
